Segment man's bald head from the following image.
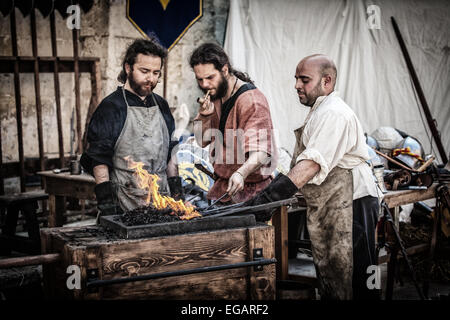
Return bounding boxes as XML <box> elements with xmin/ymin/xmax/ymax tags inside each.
<box><xmin>295</xmin><ymin>54</ymin><xmax>337</xmax><ymax>106</ymax></box>
<box><xmin>300</xmin><ymin>54</ymin><xmax>337</xmax><ymax>89</ymax></box>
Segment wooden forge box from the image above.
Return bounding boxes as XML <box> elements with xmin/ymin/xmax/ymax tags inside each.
<box><xmin>40</xmin><ymin>223</ymin><xmax>275</xmax><ymax>300</ymax></box>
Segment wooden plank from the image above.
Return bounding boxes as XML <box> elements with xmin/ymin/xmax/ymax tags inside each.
<box><xmin>272</xmin><ymin>205</ymin><xmax>289</xmax><ymax>281</ymax></box>
<box><xmin>100</xmin><ymin>228</ymin><xmax>249</xmax><ymax>277</ymax></box>
<box><xmin>0</xmin><ymin>190</ymin><xmax>48</xmax><ymax>205</ymax></box>
<box><xmin>377</xmin><ymin>243</ymin><xmax>430</xmax><ymax>264</ymax></box>
<box><xmin>102</xmin><ymin>271</ymin><xmax>248</xmax><ymax>300</ymax></box>
<box><xmin>383</xmin><ymin>184</ymin><xmax>438</xmax><ymax>208</ymax></box>
<box><xmin>0</xmin><ymin>253</ymin><xmax>60</xmax><ymax>269</ymax></box>
<box><xmin>48</xmin><ymin>194</ymin><xmax>65</xmax><ymax>227</ymax></box>
<box><xmin>248</xmin><ymin>225</ymin><xmax>276</xmax><ymax>300</ymax></box>
<box><xmin>41</xmin><ymin>225</ymin><xmax>275</xmax><ymax>300</ymax></box>
<box><xmin>38</xmin><ymin>171</ymin><xmax>95</xmax><ymax>183</ymax></box>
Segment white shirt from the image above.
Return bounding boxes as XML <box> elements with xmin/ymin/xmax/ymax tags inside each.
<box><xmin>296</xmin><ymin>91</ymin><xmax>380</xmax><ymax>200</ymax></box>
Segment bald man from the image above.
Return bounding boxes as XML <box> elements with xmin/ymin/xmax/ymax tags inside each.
<box><xmin>246</xmin><ymin>55</ymin><xmax>381</xmax><ymax>300</ymax></box>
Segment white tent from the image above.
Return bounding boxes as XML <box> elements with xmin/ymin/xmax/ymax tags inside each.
<box><xmin>224</xmin><ymin>0</ymin><xmax>450</xmax><ymax>163</ymax></box>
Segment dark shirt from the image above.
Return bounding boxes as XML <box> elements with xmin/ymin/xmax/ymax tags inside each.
<box><xmin>80</xmin><ymin>87</ymin><xmax>177</xmax><ymax>174</ymax></box>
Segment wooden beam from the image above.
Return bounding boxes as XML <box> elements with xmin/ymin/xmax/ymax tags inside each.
<box><xmin>72</xmin><ymin>28</ymin><xmax>83</xmax><ymax>154</ymax></box>
<box><xmin>82</xmin><ymin>60</ymin><xmax>102</xmax><ymax>150</ymax></box>
<box><xmin>0</xmin><ymin>56</ymin><xmax>100</xmax><ymax>73</ymax></box>
<box><xmin>0</xmin><ymin>253</ymin><xmax>61</xmax><ymax>269</ymax></box>
<box><xmin>30</xmin><ymin>8</ymin><xmax>45</xmax><ymax>178</ymax></box>
<box><xmin>10</xmin><ymin>8</ymin><xmax>25</xmax><ymax>192</ymax></box>
<box><xmin>50</xmin><ymin>11</ymin><xmax>65</xmax><ymax>168</ymax></box>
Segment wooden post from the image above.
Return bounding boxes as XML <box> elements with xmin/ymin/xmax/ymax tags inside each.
<box><xmin>50</xmin><ymin>11</ymin><xmax>65</xmax><ymax>168</ymax></box>
<box><xmin>10</xmin><ymin>8</ymin><xmax>26</xmax><ymax>192</ymax></box>
<box><xmin>30</xmin><ymin>8</ymin><xmax>46</xmax><ymax>177</ymax></box>
<box><xmin>82</xmin><ymin>60</ymin><xmax>102</xmax><ymax>150</ymax></box>
<box><xmin>0</xmin><ymin>119</ymin><xmax>4</xmax><ymax>195</ymax></box>
<box><xmin>72</xmin><ymin>28</ymin><xmax>82</xmax><ymax>154</ymax></box>
<box><xmin>272</xmin><ymin>205</ymin><xmax>289</xmax><ymax>281</ymax></box>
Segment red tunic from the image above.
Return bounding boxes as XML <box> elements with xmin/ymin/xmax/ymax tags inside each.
<box><xmin>194</xmin><ymin>86</ymin><xmax>278</xmax><ymax>203</ymax></box>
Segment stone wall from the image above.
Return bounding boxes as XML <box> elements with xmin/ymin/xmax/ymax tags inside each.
<box><xmin>0</xmin><ymin>0</ymin><xmax>229</xmax><ymax>191</ymax></box>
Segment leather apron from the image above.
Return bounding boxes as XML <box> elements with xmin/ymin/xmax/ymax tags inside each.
<box><xmin>110</xmin><ymin>87</ymin><xmax>170</xmax><ymax>212</ymax></box>
<box><xmin>291</xmin><ymin>124</ymin><xmax>354</xmax><ymax>300</ymax></box>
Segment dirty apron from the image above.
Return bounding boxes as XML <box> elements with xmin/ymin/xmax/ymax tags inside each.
<box><xmin>110</xmin><ymin>87</ymin><xmax>170</xmax><ymax>212</ymax></box>
<box><xmin>291</xmin><ymin>124</ymin><xmax>354</xmax><ymax>300</ymax></box>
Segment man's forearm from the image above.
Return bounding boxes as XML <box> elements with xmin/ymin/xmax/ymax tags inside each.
<box><xmin>236</xmin><ymin>151</ymin><xmax>269</xmax><ymax>179</ymax></box>
<box><xmin>287</xmin><ymin>159</ymin><xmax>320</xmax><ymax>189</ymax></box>
<box><xmin>93</xmin><ymin>164</ymin><xmax>109</xmax><ymax>184</ymax></box>
<box><xmin>166</xmin><ymin>157</ymin><xmax>179</xmax><ymax>177</ymax></box>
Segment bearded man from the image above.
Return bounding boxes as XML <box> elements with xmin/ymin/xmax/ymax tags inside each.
<box><xmin>190</xmin><ymin>43</ymin><xmax>278</xmax><ymax>206</ymax></box>
<box><xmin>81</xmin><ymin>39</ymin><xmax>181</xmax><ymax>218</ymax></box>
<box><xmin>246</xmin><ymin>54</ymin><xmax>381</xmax><ymax>300</ymax></box>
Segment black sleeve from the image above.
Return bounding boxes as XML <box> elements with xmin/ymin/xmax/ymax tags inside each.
<box><xmin>80</xmin><ymin>95</ymin><xmax>127</xmax><ymax>175</ymax></box>
<box><xmin>155</xmin><ymin>94</ymin><xmax>179</xmax><ymax>163</ymax></box>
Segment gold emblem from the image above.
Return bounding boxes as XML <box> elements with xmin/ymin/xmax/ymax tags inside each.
<box><xmin>159</xmin><ymin>0</ymin><xmax>170</xmax><ymax>10</ymax></box>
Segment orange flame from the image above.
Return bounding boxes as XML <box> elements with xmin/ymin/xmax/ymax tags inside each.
<box><xmin>124</xmin><ymin>156</ymin><xmax>201</xmax><ymax>220</ymax></box>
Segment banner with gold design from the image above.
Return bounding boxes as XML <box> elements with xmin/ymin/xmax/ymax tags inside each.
<box><xmin>127</xmin><ymin>0</ymin><xmax>203</xmax><ymax>50</ymax></box>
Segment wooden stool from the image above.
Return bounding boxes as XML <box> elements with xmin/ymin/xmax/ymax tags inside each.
<box><xmin>0</xmin><ymin>190</ymin><xmax>48</xmax><ymax>255</ymax></box>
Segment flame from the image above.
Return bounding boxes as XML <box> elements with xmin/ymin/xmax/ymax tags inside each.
<box><xmin>124</xmin><ymin>156</ymin><xmax>201</xmax><ymax>220</ymax></box>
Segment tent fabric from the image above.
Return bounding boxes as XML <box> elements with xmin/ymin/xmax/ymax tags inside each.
<box><xmin>224</xmin><ymin>0</ymin><xmax>450</xmax><ymax>163</ymax></box>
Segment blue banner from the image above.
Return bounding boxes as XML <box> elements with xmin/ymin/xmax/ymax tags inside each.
<box><xmin>127</xmin><ymin>0</ymin><xmax>203</xmax><ymax>50</ymax></box>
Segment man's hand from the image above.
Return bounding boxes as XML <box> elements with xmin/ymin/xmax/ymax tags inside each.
<box><xmin>227</xmin><ymin>171</ymin><xmax>245</xmax><ymax>196</ymax></box>
<box><xmin>197</xmin><ymin>90</ymin><xmax>215</xmax><ymax>116</ymax></box>
<box><xmin>168</xmin><ymin>176</ymin><xmax>184</xmax><ymax>201</ymax></box>
<box><xmin>94</xmin><ymin>181</ymin><xmax>122</xmax><ymax>223</ymax></box>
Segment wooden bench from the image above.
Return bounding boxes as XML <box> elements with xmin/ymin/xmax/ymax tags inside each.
<box><xmin>0</xmin><ymin>190</ymin><xmax>48</xmax><ymax>255</ymax></box>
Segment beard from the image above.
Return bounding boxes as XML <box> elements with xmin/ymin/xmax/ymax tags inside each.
<box><xmin>200</xmin><ymin>73</ymin><xmax>229</xmax><ymax>100</ymax></box>
<box><xmin>128</xmin><ymin>70</ymin><xmax>156</xmax><ymax>97</ymax></box>
<box><xmin>299</xmin><ymin>80</ymin><xmax>324</xmax><ymax>107</ymax></box>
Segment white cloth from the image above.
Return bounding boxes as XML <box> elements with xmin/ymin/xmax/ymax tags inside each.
<box><xmin>224</xmin><ymin>0</ymin><xmax>450</xmax><ymax>164</ymax></box>
<box><xmin>296</xmin><ymin>92</ymin><xmax>379</xmax><ymax>200</ymax></box>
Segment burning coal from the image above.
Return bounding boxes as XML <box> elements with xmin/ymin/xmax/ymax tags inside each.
<box><xmin>124</xmin><ymin>156</ymin><xmax>201</xmax><ymax>220</ymax></box>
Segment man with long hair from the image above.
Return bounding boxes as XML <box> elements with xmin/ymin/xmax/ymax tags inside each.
<box><xmin>81</xmin><ymin>39</ymin><xmax>180</xmax><ymax>218</ymax></box>
<box><xmin>190</xmin><ymin>43</ymin><xmax>278</xmax><ymax>208</ymax></box>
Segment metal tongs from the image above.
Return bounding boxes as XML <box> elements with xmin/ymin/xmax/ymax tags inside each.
<box><xmin>203</xmin><ymin>192</ymin><xmax>229</xmax><ymax>211</ymax></box>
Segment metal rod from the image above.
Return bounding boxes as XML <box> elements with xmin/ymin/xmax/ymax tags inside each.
<box><xmin>202</xmin><ymin>197</ymin><xmax>297</xmax><ymax>218</ymax></box>
<box><xmin>391</xmin><ymin>17</ymin><xmax>447</xmax><ymax>164</ymax></box>
<box><xmin>0</xmin><ymin>253</ymin><xmax>61</xmax><ymax>269</ymax></box>
<box><xmin>50</xmin><ymin>11</ymin><xmax>65</xmax><ymax>168</ymax></box>
<box><xmin>204</xmin><ymin>192</ymin><xmax>228</xmax><ymax>211</ymax></box>
<box><xmin>30</xmin><ymin>8</ymin><xmax>45</xmax><ymax>177</ymax></box>
<box><xmin>87</xmin><ymin>258</ymin><xmax>276</xmax><ymax>288</ymax></box>
<box><xmin>11</xmin><ymin>7</ymin><xmax>25</xmax><ymax>192</ymax></box>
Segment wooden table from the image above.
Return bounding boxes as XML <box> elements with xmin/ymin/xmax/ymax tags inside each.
<box><xmin>272</xmin><ymin>183</ymin><xmax>446</xmax><ymax>284</ymax></box>
<box><xmin>37</xmin><ymin>170</ymin><xmax>96</xmax><ymax>227</ymax></box>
